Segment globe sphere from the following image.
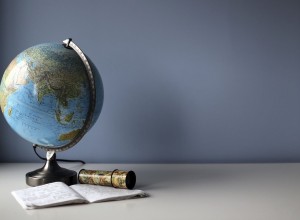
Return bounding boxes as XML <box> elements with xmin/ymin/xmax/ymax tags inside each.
<box><xmin>0</xmin><ymin>43</ymin><xmax>103</xmax><ymax>148</ymax></box>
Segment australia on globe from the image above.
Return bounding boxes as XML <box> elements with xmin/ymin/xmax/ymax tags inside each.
<box><xmin>0</xmin><ymin>42</ymin><xmax>103</xmax><ymax>148</ymax></box>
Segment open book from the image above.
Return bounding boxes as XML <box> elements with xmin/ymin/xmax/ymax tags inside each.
<box><xmin>12</xmin><ymin>182</ymin><xmax>147</xmax><ymax>210</ymax></box>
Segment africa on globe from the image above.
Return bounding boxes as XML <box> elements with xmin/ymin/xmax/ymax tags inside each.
<box><xmin>0</xmin><ymin>40</ymin><xmax>103</xmax><ymax>149</ymax></box>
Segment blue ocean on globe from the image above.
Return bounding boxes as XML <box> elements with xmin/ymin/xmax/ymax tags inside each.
<box><xmin>0</xmin><ymin>43</ymin><xmax>103</xmax><ymax>148</ymax></box>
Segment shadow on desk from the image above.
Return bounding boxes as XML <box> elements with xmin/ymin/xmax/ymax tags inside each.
<box><xmin>135</xmin><ymin>164</ymin><xmax>241</xmax><ymax>190</ymax></box>
<box><xmin>134</xmin><ymin>163</ymin><xmax>286</xmax><ymax>191</ymax></box>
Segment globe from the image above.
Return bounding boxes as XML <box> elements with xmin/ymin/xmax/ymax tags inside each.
<box><xmin>0</xmin><ymin>41</ymin><xmax>103</xmax><ymax>149</ymax></box>
<box><xmin>0</xmin><ymin>39</ymin><xmax>104</xmax><ymax>186</ymax></box>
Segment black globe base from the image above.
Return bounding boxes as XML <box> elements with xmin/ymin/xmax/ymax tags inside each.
<box><xmin>26</xmin><ymin>152</ymin><xmax>77</xmax><ymax>187</ymax></box>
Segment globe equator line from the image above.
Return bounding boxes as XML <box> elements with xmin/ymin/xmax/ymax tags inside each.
<box><xmin>36</xmin><ymin>38</ymin><xmax>96</xmax><ymax>152</ymax></box>
<box><xmin>3</xmin><ymin>95</ymin><xmax>87</xmax><ymax>120</ymax></box>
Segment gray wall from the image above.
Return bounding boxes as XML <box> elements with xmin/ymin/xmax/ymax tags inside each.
<box><xmin>1</xmin><ymin>0</ymin><xmax>300</xmax><ymax>163</ymax></box>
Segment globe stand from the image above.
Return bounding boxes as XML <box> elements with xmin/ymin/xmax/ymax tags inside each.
<box><xmin>26</xmin><ymin>151</ymin><xmax>77</xmax><ymax>187</ymax></box>
<box><xmin>25</xmin><ymin>38</ymin><xmax>97</xmax><ymax>187</ymax></box>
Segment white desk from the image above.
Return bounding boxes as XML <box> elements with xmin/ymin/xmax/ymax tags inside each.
<box><xmin>1</xmin><ymin>163</ymin><xmax>300</xmax><ymax>220</ymax></box>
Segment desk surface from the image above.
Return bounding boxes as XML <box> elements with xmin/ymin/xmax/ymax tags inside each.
<box><xmin>1</xmin><ymin>163</ymin><xmax>300</xmax><ymax>220</ymax></box>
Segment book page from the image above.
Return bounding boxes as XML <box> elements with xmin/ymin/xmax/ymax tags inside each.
<box><xmin>12</xmin><ymin>182</ymin><xmax>87</xmax><ymax>209</ymax></box>
<box><xmin>70</xmin><ymin>184</ymin><xmax>147</xmax><ymax>203</ymax></box>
